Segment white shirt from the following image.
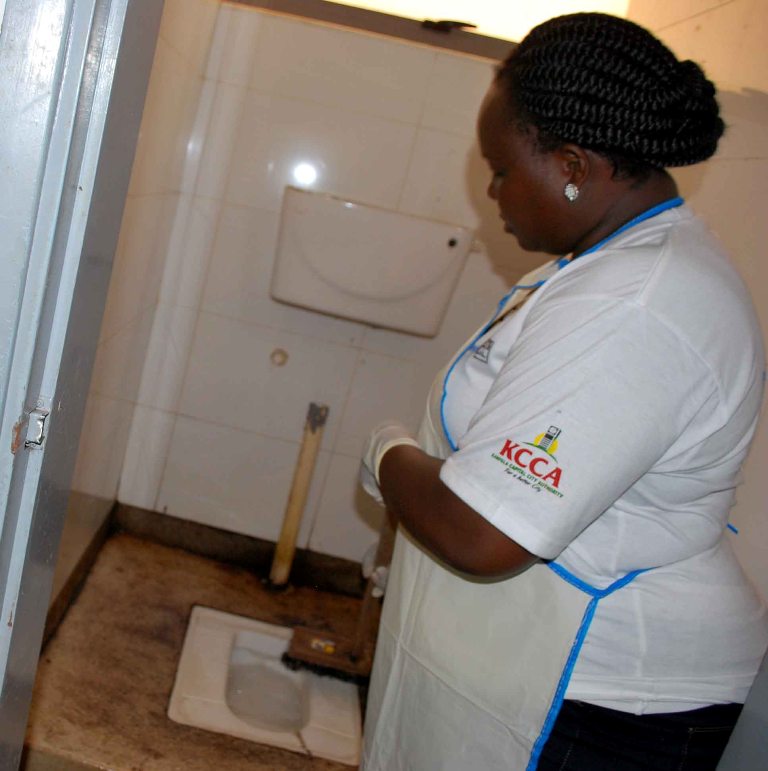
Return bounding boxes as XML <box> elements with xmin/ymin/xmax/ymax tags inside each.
<box><xmin>438</xmin><ymin>206</ymin><xmax>768</xmax><ymax>713</ymax></box>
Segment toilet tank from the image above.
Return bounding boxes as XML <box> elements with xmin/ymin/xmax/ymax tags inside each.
<box><xmin>270</xmin><ymin>187</ymin><xmax>474</xmax><ymax>337</ymax></box>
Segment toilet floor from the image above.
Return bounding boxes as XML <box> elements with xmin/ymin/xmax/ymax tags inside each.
<box><xmin>25</xmin><ymin>532</ymin><xmax>366</xmax><ymax>770</ymax></box>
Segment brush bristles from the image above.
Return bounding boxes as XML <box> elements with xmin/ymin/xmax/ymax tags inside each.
<box><xmin>281</xmin><ymin>652</ymin><xmax>370</xmax><ymax>686</ymax></box>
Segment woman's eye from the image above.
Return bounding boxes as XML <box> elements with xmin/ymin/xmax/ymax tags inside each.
<box><xmin>491</xmin><ymin>171</ymin><xmax>506</xmax><ymax>192</ymax></box>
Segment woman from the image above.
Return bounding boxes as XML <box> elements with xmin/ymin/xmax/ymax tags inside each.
<box><xmin>359</xmin><ymin>12</ymin><xmax>767</xmax><ymax>771</ymax></box>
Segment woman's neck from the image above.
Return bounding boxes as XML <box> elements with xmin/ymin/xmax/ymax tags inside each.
<box><xmin>572</xmin><ymin>169</ymin><xmax>679</xmax><ymax>258</ymax></box>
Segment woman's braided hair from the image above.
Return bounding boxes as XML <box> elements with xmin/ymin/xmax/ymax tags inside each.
<box><xmin>497</xmin><ymin>13</ymin><xmax>724</xmax><ymax>177</ymax></box>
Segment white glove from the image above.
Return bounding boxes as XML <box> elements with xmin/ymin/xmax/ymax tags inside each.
<box><xmin>360</xmin><ymin>420</ymin><xmax>420</xmax><ymax>504</ymax></box>
<box><xmin>361</xmin><ymin>543</ymin><xmax>389</xmax><ymax>598</ymax></box>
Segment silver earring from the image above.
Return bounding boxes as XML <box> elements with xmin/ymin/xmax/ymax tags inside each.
<box><xmin>564</xmin><ymin>182</ymin><xmax>579</xmax><ymax>202</ymax></box>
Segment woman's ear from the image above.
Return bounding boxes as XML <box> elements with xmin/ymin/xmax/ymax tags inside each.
<box><xmin>556</xmin><ymin>143</ymin><xmax>590</xmax><ymax>186</ymax></box>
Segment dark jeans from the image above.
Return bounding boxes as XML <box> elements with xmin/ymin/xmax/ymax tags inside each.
<box><xmin>537</xmin><ymin>699</ymin><xmax>742</xmax><ymax>771</ymax></box>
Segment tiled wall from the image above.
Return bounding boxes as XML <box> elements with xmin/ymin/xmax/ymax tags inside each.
<box><xmin>113</xmin><ymin>3</ymin><xmax>537</xmax><ymax>564</ymax></box>
<box><xmin>53</xmin><ymin>0</ymin><xmax>221</xmax><ymax>600</ymax></box>
<box><xmin>68</xmin><ymin>1</ymin><xmax>768</xmax><ymax>593</ymax></box>
<box><xmin>626</xmin><ymin>0</ymin><xmax>768</xmax><ymax>599</ymax></box>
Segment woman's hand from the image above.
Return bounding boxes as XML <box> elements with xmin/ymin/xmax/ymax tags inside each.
<box><xmin>359</xmin><ymin>420</ymin><xmax>421</xmax><ymax>503</ymax></box>
<box><xmin>378</xmin><ymin>443</ymin><xmax>537</xmax><ymax>579</ymax></box>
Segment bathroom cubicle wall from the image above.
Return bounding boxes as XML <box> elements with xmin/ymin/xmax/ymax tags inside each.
<box><xmin>52</xmin><ymin>0</ymin><xmax>221</xmax><ymax>602</ymax></box>
<box><xmin>69</xmin><ymin>0</ymin><xmax>522</xmax><ymax>572</ymax></box>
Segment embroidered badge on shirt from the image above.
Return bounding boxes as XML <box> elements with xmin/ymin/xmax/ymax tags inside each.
<box><xmin>472</xmin><ymin>338</ymin><xmax>494</xmax><ymax>363</ymax></box>
<box><xmin>490</xmin><ymin>426</ymin><xmax>564</xmax><ymax>498</ymax></box>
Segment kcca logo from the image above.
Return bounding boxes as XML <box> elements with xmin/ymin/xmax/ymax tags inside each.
<box><xmin>492</xmin><ymin>426</ymin><xmax>564</xmax><ymax>497</ymax></box>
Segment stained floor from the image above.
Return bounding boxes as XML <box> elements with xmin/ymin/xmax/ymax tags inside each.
<box><xmin>25</xmin><ymin>533</ymin><xmax>365</xmax><ymax>770</ymax></box>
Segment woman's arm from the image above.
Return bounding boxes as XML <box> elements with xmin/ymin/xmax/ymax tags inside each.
<box><xmin>378</xmin><ymin>444</ymin><xmax>537</xmax><ymax>578</ymax></box>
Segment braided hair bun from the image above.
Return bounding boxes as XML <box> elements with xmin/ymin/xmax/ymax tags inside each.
<box><xmin>498</xmin><ymin>13</ymin><xmax>724</xmax><ymax>174</ymax></box>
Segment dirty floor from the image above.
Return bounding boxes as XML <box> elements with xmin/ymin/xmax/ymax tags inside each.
<box><xmin>25</xmin><ymin>533</ymin><xmax>365</xmax><ymax>770</ymax></box>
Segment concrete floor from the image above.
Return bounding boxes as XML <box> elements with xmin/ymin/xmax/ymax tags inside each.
<box><xmin>25</xmin><ymin>533</ymin><xmax>365</xmax><ymax>770</ymax></box>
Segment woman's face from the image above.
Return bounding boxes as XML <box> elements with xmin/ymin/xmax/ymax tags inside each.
<box><xmin>477</xmin><ymin>84</ymin><xmax>575</xmax><ymax>255</ymax></box>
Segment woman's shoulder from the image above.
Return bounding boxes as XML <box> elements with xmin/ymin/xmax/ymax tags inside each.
<box><xmin>529</xmin><ymin>207</ymin><xmax>764</xmax><ymax>401</ymax></box>
<box><xmin>539</xmin><ymin>207</ymin><xmax>755</xmax><ymax>325</ymax></box>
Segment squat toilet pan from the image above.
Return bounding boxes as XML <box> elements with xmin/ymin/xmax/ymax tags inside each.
<box><xmin>168</xmin><ymin>606</ymin><xmax>361</xmax><ymax>765</ymax></box>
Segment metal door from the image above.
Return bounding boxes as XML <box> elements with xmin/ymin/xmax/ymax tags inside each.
<box><xmin>0</xmin><ymin>0</ymin><xmax>163</xmax><ymax>765</ymax></box>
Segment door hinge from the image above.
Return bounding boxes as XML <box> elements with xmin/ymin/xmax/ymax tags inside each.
<box><xmin>24</xmin><ymin>408</ymin><xmax>50</xmax><ymax>450</ymax></box>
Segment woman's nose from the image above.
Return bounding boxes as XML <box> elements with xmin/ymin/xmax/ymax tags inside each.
<box><xmin>487</xmin><ymin>179</ymin><xmax>498</xmax><ymax>200</ymax></box>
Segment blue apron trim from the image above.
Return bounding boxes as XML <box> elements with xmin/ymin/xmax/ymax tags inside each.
<box><xmin>546</xmin><ymin>560</ymin><xmax>648</xmax><ymax>599</ymax></box>
<box><xmin>440</xmin><ymin>258</ymin><xmax>570</xmax><ymax>452</ymax></box>
<box><xmin>526</xmin><ymin>563</ymin><xmax>650</xmax><ymax>771</ymax></box>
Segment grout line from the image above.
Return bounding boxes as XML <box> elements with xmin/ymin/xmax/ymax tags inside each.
<box><xmin>653</xmin><ymin>0</ymin><xmax>739</xmax><ymax>32</ymax></box>
<box><xmin>302</xmin><ymin>346</ymin><xmax>367</xmax><ymax>549</ymax></box>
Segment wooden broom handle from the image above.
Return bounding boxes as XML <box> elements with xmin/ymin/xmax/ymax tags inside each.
<box><xmin>269</xmin><ymin>403</ymin><xmax>329</xmax><ymax>586</ymax></box>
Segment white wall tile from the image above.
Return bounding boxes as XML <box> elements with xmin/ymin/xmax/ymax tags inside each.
<box><xmin>214</xmin><ymin>7</ymin><xmax>266</xmax><ymax>87</ymax></box>
<box><xmin>194</xmin><ymin>83</ymin><xmax>247</xmax><ymax>200</ymax></box>
<box><xmin>249</xmin><ymin>14</ymin><xmax>434</xmax><ymax>123</ymax></box>
<box><xmin>307</xmin><ymin>453</ymin><xmax>385</xmax><ymax>562</ymax></box>
<box><xmin>335</xmin><ymin>352</ymin><xmax>427</xmax><ymax>459</ymax></box>
<box><xmin>158</xmin><ymin>0</ymin><xmax>220</xmax><ymax>76</ymax></box>
<box><xmin>201</xmin><ymin>203</ymin><xmax>366</xmax><ymax>345</ymax></box>
<box><xmin>179</xmin><ymin>78</ymin><xmax>215</xmax><ymax>196</ymax></box>
<box><xmin>397</xmin><ymin>128</ymin><xmax>484</xmax><ymax>228</ymax></box>
<box><xmin>178</xmin><ymin>311</ymin><xmax>361</xmax><ymax>449</ymax></box>
<box><xmin>89</xmin><ymin>308</ymin><xmax>156</xmax><ymax>403</ymax></box>
<box><xmin>225</xmin><ymin>93</ymin><xmax>417</xmax><ymax>212</ymax></box>
<box><xmin>203</xmin><ymin>3</ymin><xmax>231</xmax><ymax>82</ymax></box>
<box><xmin>128</xmin><ymin>41</ymin><xmax>200</xmax><ymax>197</ymax></box>
<box><xmin>626</xmin><ymin>0</ymin><xmax>734</xmax><ymax>31</ymax></box>
<box><xmin>716</xmin><ymin>89</ymin><xmax>768</xmax><ymax>161</ymax></box>
<box><xmin>157</xmin><ymin>415</ymin><xmax>331</xmax><ymax>545</ymax></box>
<box><xmin>160</xmin><ymin>195</ymin><xmax>220</xmax><ymax>309</ymax></box>
<box><xmin>653</xmin><ymin>1</ymin><xmax>758</xmax><ymax>89</ymax></box>
<box><xmin>421</xmin><ymin>52</ymin><xmax>495</xmax><ymax>137</ymax></box>
<box><xmin>71</xmin><ymin>394</ymin><xmax>134</xmax><ymax>500</ymax></box>
<box><xmin>118</xmin><ymin>405</ymin><xmax>177</xmax><ymax>510</ymax></box>
<box><xmin>136</xmin><ymin>302</ymin><xmax>199</xmax><ymax>411</ymax></box>
<box><xmin>99</xmin><ymin>193</ymin><xmax>176</xmax><ymax>342</ymax></box>
<box><xmin>731</xmin><ymin>0</ymin><xmax>768</xmax><ymax>92</ymax></box>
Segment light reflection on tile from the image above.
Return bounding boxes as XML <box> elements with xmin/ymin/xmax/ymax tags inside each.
<box><xmin>225</xmin><ymin>93</ymin><xmax>417</xmax><ymax>212</ymax></box>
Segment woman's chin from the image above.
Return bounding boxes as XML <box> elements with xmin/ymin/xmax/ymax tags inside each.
<box><xmin>504</xmin><ymin>224</ymin><xmax>531</xmax><ymax>250</ymax></box>
<box><xmin>502</xmin><ymin>223</ymin><xmax>548</xmax><ymax>253</ymax></box>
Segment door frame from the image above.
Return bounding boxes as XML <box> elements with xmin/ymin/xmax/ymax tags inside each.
<box><xmin>0</xmin><ymin>0</ymin><xmax>164</xmax><ymax>765</ymax></box>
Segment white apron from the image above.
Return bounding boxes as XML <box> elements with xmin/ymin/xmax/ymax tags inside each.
<box><xmin>362</xmin><ymin>272</ymin><xmax>646</xmax><ymax>771</ymax></box>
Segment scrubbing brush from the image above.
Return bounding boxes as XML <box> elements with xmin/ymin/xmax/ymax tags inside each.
<box><xmin>282</xmin><ymin>517</ymin><xmax>395</xmax><ymax>685</ymax></box>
